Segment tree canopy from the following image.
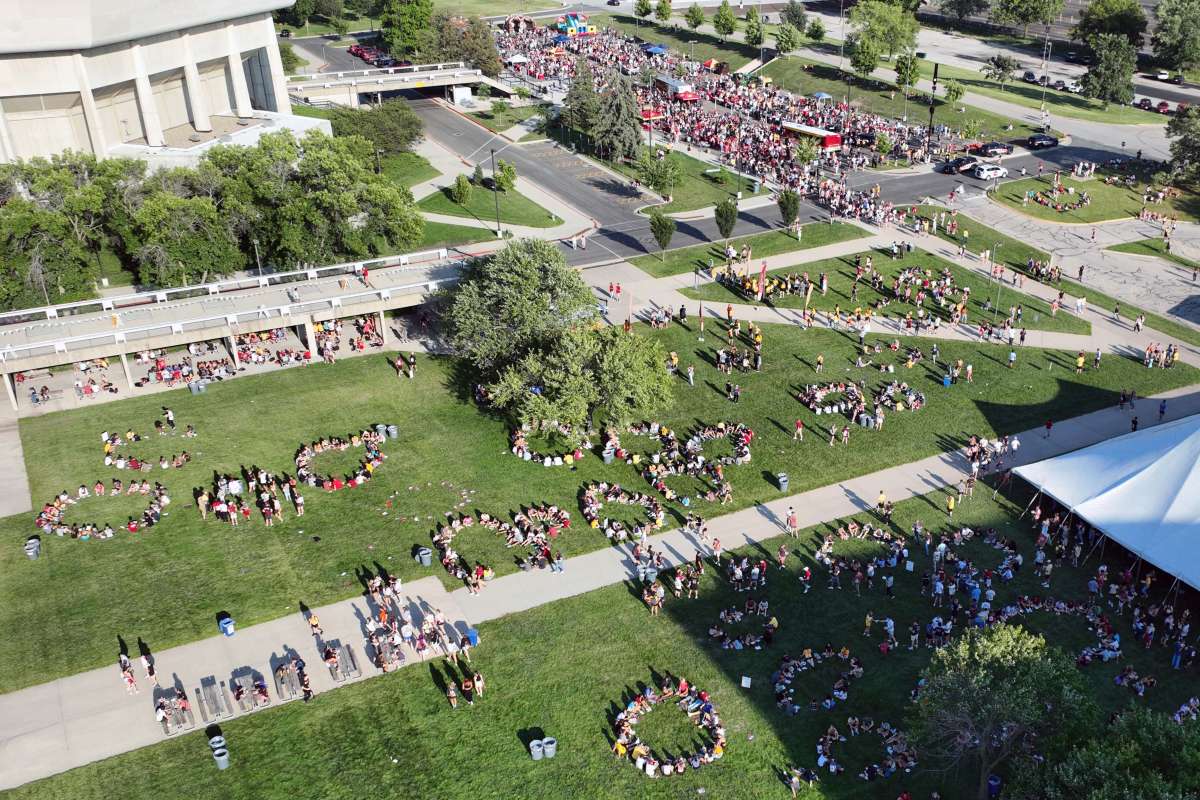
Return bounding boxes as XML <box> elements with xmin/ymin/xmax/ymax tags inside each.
<box><xmin>991</xmin><ymin>0</ymin><xmax>1064</xmax><ymax>34</ymax></box>
<box><xmin>380</xmin><ymin>0</ymin><xmax>433</xmax><ymax>55</ymax></box>
<box><xmin>592</xmin><ymin>75</ymin><xmax>643</xmax><ymax>161</ymax></box>
<box><xmin>1082</xmin><ymin>33</ymin><xmax>1138</xmax><ymax>107</ymax></box>
<box><xmin>328</xmin><ymin>100</ymin><xmax>423</xmax><ymax>154</ymax></box>
<box><xmin>1167</xmin><ymin>105</ymin><xmax>1200</xmax><ymax>181</ymax></box>
<box><xmin>849</xmin><ymin>0</ymin><xmax>919</xmax><ymax>57</ymax></box>
<box><xmin>1072</xmin><ymin>0</ymin><xmax>1147</xmax><ymax>47</ymax></box>
<box><xmin>1152</xmin><ymin>0</ymin><xmax>1200</xmax><ymax>72</ymax></box>
<box><xmin>941</xmin><ymin>0</ymin><xmax>989</xmax><ymax>21</ymax></box>
<box><xmin>913</xmin><ymin>625</ymin><xmax>1095</xmax><ymax>800</ymax></box>
<box><xmin>713</xmin><ymin>0</ymin><xmax>738</xmax><ymax>38</ymax></box>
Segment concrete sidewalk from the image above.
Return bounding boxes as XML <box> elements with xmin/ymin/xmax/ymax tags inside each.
<box><xmin>0</xmin><ymin>577</ymin><xmax>469</xmax><ymax>791</ymax></box>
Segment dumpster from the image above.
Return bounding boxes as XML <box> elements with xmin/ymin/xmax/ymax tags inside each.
<box><xmin>218</xmin><ymin>617</ymin><xmax>236</xmax><ymax>637</ymax></box>
<box><xmin>778</xmin><ymin>472</ymin><xmax>789</xmax><ymax>492</ymax></box>
<box><xmin>417</xmin><ymin>547</ymin><xmax>432</xmax><ymax>567</ymax></box>
<box><xmin>542</xmin><ymin>737</ymin><xmax>557</xmax><ymax>758</ymax></box>
<box><xmin>530</xmin><ymin>739</ymin><xmax>544</xmax><ymax>760</ymax></box>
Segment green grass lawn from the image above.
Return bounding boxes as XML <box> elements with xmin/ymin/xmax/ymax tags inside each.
<box><xmin>275</xmin><ymin>12</ymin><xmax>379</xmax><ymax>37</ymax></box>
<box><xmin>2</xmin><ymin>325</ymin><xmax>1195</xmax><ymax>691</ymax></box>
<box><xmin>468</xmin><ymin>104</ymin><xmax>546</xmax><ymax>136</ymax></box>
<box><xmin>993</xmin><ymin>174</ymin><xmax>1200</xmax><ymax>225</ymax></box>
<box><xmin>914</xmin><ymin>61</ymin><xmax>1163</xmax><ymax>125</ymax></box>
<box><xmin>679</xmin><ymin>245</ymin><xmax>1091</xmax><ymax>335</ymax></box>
<box><xmin>1109</xmin><ymin>237</ymin><xmax>1200</xmax><ymax>272</ymax></box>
<box><xmin>418</xmin><ymin>183</ymin><xmax>561</xmax><ymax>228</ymax></box>
<box><xmin>630</xmin><ymin>223</ymin><xmax>871</xmax><ymax>278</ymax></box>
<box><xmin>761</xmin><ymin>57</ymin><xmax>1056</xmax><ymax>141</ymax></box>
<box><xmin>414</xmin><ymin>220</ymin><xmax>496</xmax><ymax>250</ymax></box>
<box><xmin>381</xmin><ymin>152</ymin><xmax>441</xmax><ymax>190</ymax></box>
<box><xmin>616</xmin><ymin>148</ymin><xmax>767</xmax><ymax>214</ymax></box>
<box><xmin>913</xmin><ymin>205</ymin><xmax>1200</xmax><ymax>349</ymax></box>
<box><xmin>593</xmin><ymin>14</ymin><xmax>759</xmax><ymax>70</ymax></box>
<box><xmin>9</xmin><ymin>486</ymin><xmax>1196</xmax><ymax>800</ymax></box>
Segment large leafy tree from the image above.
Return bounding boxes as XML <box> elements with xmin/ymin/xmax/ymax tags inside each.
<box><xmin>655</xmin><ymin>0</ymin><xmax>672</xmax><ymax>23</ymax></box>
<box><xmin>635</xmin><ymin>0</ymin><xmax>652</xmax><ymax>21</ymax></box>
<box><xmin>713</xmin><ymin>0</ymin><xmax>737</xmax><ymax>39</ymax></box>
<box><xmin>849</xmin><ymin>34</ymin><xmax>883</xmax><ymax>82</ymax></box>
<box><xmin>1009</xmin><ymin>707</ymin><xmax>1200</xmax><ymax>800</ymax></box>
<box><xmin>447</xmin><ymin>238</ymin><xmax>597</xmax><ymax>375</ymax></box>
<box><xmin>941</xmin><ymin>0</ymin><xmax>989</xmax><ymax>21</ymax></box>
<box><xmin>777</xmin><ymin>188</ymin><xmax>800</xmax><ymax>234</ymax></box>
<box><xmin>0</xmin><ymin>200</ymin><xmax>95</xmax><ymax>307</ymax></box>
<box><xmin>775</xmin><ymin>23</ymin><xmax>799</xmax><ymax>56</ymax></box>
<box><xmin>715</xmin><ymin>197</ymin><xmax>738</xmax><ymax>240</ymax></box>
<box><xmin>686</xmin><ymin>3</ymin><xmax>705</xmax><ymax>29</ymax></box>
<box><xmin>913</xmin><ymin>625</ymin><xmax>1094</xmax><ymax>800</ymax></box>
<box><xmin>286</xmin><ymin>0</ymin><xmax>317</xmax><ymax>26</ymax></box>
<box><xmin>1167</xmin><ymin>105</ymin><xmax>1200</xmax><ymax>181</ymax></box>
<box><xmin>894</xmin><ymin>51</ymin><xmax>920</xmax><ymax>95</ymax></box>
<box><xmin>592</xmin><ymin>74</ymin><xmax>643</xmax><ymax>162</ymax></box>
<box><xmin>380</xmin><ymin>0</ymin><xmax>433</xmax><ymax>55</ymax></box>
<box><xmin>782</xmin><ymin>0</ymin><xmax>807</xmax><ymax>29</ymax></box>
<box><xmin>1152</xmin><ymin>0</ymin><xmax>1200</xmax><ymax>72</ymax></box>
<box><xmin>849</xmin><ymin>0</ymin><xmax>919</xmax><ymax>58</ymax></box>
<box><xmin>1072</xmin><ymin>0</ymin><xmax>1147</xmax><ymax>47</ymax></box>
<box><xmin>991</xmin><ymin>0</ymin><xmax>1064</xmax><ymax>35</ymax></box>
<box><xmin>1082</xmin><ymin>32</ymin><xmax>1137</xmax><ymax>108</ymax></box>
<box><xmin>132</xmin><ymin>194</ymin><xmax>243</xmax><ymax>287</ymax></box>
<box><xmin>637</xmin><ymin>150</ymin><xmax>683</xmax><ymax>196</ymax></box>
<box><xmin>744</xmin><ymin>10</ymin><xmax>765</xmax><ymax>48</ymax></box>
<box><xmin>329</xmin><ymin>100</ymin><xmax>423</xmax><ymax>155</ymax></box>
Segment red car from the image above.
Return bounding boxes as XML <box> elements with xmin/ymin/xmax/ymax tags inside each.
<box><xmin>1157</xmin><ymin>100</ymin><xmax>1171</xmax><ymax>113</ymax></box>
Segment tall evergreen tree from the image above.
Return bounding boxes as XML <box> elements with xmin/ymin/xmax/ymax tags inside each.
<box><xmin>592</xmin><ymin>74</ymin><xmax>643</xmax><ymax>162</ymax></box>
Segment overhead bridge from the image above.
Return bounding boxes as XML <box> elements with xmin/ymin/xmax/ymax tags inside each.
<box><xmin>287</xmin><ymin>61</ymin><xmax>513</xmax><ymax>106</ymax></box>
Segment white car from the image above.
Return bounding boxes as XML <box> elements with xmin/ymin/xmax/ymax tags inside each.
<box><xmin>1156</xmin><ymin>69</ymin><xmax>1171</xmax><ymax>80</ymax></box>
<box><xmin>973</xmin><ymin>164</ymin><xmax>1008</xmax><ymax>180</ymax></box>
<box><xmin>1066</xmin><ymin>81</ymin><xmax>1083</xmax><ymax>93</ymax></box>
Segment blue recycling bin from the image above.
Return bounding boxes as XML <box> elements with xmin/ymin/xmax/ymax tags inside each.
<box><xmin>218</xmin><ymin>617</ymin><xmax>236</xmax><ymax>637</ymax></box>
<box><xmin>466</xmin><ymin>627</ymin><xmax>480</xmax><ymax>647</ymax></box>
<box><xmin>988</xmin><ymin>774</ymin><xmax>1002</xmax><ymax>798</ymax></box>
<box><xmin>942</xmin><ymin>374</ymin><xmax>952</xmax><ymax>388</ymax></box>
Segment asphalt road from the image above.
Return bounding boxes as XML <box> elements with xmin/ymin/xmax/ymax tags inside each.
<box><xmin>408</xmin><ymin>98</ymin><xmax>826</xmax><ymax>266</ymax></box>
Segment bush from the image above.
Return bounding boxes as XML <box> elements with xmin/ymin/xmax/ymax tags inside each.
<box><xmin>450</xmin><ymin>174</ymin><xmax>473</xmax><ymax>205</ymax></box>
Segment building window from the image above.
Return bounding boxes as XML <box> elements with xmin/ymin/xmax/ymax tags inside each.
<box><xmin>241</xmin><ymin>48</ymin><xmax>277</xmax><ymax>113</ymax></box>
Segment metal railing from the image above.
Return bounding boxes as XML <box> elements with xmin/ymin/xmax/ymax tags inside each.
<box><xmin>287</xmin><ymin>62</ymin><xmax>478</xmax><ymax>91</ymax></box>
<box><xmin>0</xmin><ymin>249</ymin><xmax>449</xmax><ymax>328</ymax></box>
<box><xmin>0</xmin><ymin>270</ymin><xmax>463</xmax><ymax>364</ymax></box>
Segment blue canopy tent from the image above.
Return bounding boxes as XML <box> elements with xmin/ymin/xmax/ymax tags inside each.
<box><xmin>643</xmin><ymin>45</ymin><xmax>668</xmax><ymax>55</ymax></box>
<box><xmin>812</xmin><ymin>91</ymin><xmax>833</xmax><ymax>100</ymax></box>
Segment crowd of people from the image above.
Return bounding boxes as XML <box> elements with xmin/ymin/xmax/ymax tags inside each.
<box><xmin>34</xmin><ymin>478</ymin><xmax>170</xmax><ymax>540</ymax></box>
<box><xmin>294</xmin><ymin>430</ymin><xmax>388</xmax><ymax>490</ymax></box>
<box><xmin>610</xmin><ymin>674</ymin><xmax>727</xmax><ymax>777</ymax></box>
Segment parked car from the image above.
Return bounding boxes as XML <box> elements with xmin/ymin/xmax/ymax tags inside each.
<box><xmin>1156</xmin><ymin>69</ymin><xmax>1171</xmax><ymax>80</ymax></box>
<box><xmin>978</xmin><ymin>141</ymin><xmax>1013</xmax><ymax>156</ymax></box>
<box><xmin>973</xmin><ymin>163</ymin><xmax>1008</xmax><ymax>180</ymax></box>
<box><xmin>1027</xmin><ymin>133</ymin><xmax>1059</xmax><ymax>149</ymax></box>
<box><xmin>1157</xmin><ymin>100</ymin><xmax>1171</xmax><ymax>113</ymax></box>
<box><xmin>1065</xmin><ymin>50</ymin><xmax>1081</xmax><ymax>63</ymax></box>
<box><xmin>279</xmin><ymin>28</ymin><xmax>292</xmax><ymax>38</ymax></box>
<box><xmin>1066</xmin><ymin>81</ymin><xmax>1083</xmax><ymax>93</ymax></box>
<box><xmin>1135</xmin><ymin>97</ymin><xmax>1154</xmax><ymax>110</ymax></box>
<box><xmin>349</xmin><ymin>44</ymin><xmax>365</xmax><ymax>56</ymax></box>
<box><xmin>1171</xmin><ymin>74</ymin><xmax>1185</xmax><ymax>85</ymax></box>
<box><xmin>1052</xmin><ymin>79</ymin><xmax>1067</xmax><ymax>91</ymax></box>
<box><xmin>1022</xmin><ymin>70</ymin><xmax>1038</xmax><ymax>83</ymax></box>
<box><xmin>607</xmin><ymin>0</ymin><xmax>621</xmax><ymax>5</ymax></box>
<box><xmin>943</xmin><ymin>155</ymin><xmax>979</xmax><ymax>173</ymax></box>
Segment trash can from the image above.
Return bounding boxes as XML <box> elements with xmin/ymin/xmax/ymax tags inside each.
<box><xmin>530</xmin><ymin>739</ymin><xmax>544</xmax><ymax>760</ymax></box>
<box><xmin>374</xmin><ymin>423</ymin><xmax>387</xmax><ymax>438</ymax></box>
<box><xmin>602</xmin><ymin>448</ymin><xmax>615</xmax><ymax>465</ymax></box>
<box><xmin>386</xmin><ymin>424</ymin><xmax>398</xmax><ymax>440</ymax></box>
<box><xmin>212</xmin><ymin>747</ymin><xmax>230</xmax><ymax>770</ymax></box>
<box><xmin>208</xmin><ymin>736</ymin><xmax>226</xmax><ymax>750</ymax></box>
<box><xmin>218</xmin><ymin>617</ymin><xmax>236</xmax><ymax>637</ymax></box>
<box><xmin>645</xmin><ymin>568</ymin><xmax>658</xmax><ymax>584</ymax></box>
<box><xmin>188</xmin><ymin>381</ymin><xmax>201</xmax><ymax>395</ymax></box>
<box><xmin>987</xmin><ymin>774</ymin><xmax>1002</xmax><ymax>798</ymax></box>
<box><xmin>197</xmin><ymin>380</ymin><xmax>207</xmax><ymax>394</ymax></box>
<box><xmin>23</xmin><ymin>538</ymin><xmax>40</xmax><ymax>560</ymax></box>
<box><xmin>942</xmin><ymin>374</ymin><xmax>952</xmax><ymax>388</ymax></box>
<box><xmin>777</xmin><ymin>472</ymin><xmax>789</xmax><ymax>492</ymax></box>
<box><xmin>467</xmin><ymin>627</ymin><xmax>480</xmax><ymax>646</ymax></box>
<box><xmin>417</xmin><ymin>547</ymin><xmax>432</xmax><ymax>567</ymax></box>
<box><xmin>542</xmin><ymin>737</ymin><xmax>557</xmax><ymax>758</ymax></box>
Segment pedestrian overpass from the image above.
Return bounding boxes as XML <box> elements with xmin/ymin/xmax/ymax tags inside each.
<box><xmin>288</xmin><ymin>61</ymin><xmax>513</xmax><ymax>107</ymax></box>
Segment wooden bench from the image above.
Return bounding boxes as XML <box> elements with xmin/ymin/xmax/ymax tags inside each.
<box><xmin>340</xmin><ymin>644</ymin><xmax>362</xmax><ymax>679</ymax></box>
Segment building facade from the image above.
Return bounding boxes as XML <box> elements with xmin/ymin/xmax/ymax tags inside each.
<box><xmin>0</xmin><ymin>0</ymin><xmax>302</xmax><ymax>163</ymax></box>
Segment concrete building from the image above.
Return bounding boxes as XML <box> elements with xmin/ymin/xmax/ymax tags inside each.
<box><xmin>0</xmin><ymin>0</ymin><xmax>323</xmax><ymax>165</ymax></box>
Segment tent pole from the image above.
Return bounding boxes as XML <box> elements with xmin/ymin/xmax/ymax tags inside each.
<box><xmin>1080</xmin><ymin>531</ymin><xmax>1104</xmax><ymax>568</ymax></box>
<box><xmin>1017</xmin><ymin>489</ymin><xmax>1040</xmax><ymax>520</ymax></box>
<box><xmin>991</xmin><ymin>469</ymin><xmax>1012</xmax><ymax>500</ymax></box>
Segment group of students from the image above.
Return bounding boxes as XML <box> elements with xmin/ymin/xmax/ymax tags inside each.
<box><xmin>35</xmin><ymin>479</ymin><xmax>171</xmax><ymax>540</ymax></box>
<box><xmin>611</xmin><ymin>675</ymin><xmax>727</xmax><ymax>778</ymax></box>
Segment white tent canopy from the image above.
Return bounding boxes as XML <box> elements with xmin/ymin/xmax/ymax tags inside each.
<box><xmin>1013</xmin><ymin>414</ymin><xmax>1200</xmax><ymax>591</ymax></box>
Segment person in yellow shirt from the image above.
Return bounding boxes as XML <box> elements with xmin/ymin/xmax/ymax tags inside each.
<box><xmin>946</xmin><ymin>494</ymin><xmax>956</xmax><ymax>520</ymax></box>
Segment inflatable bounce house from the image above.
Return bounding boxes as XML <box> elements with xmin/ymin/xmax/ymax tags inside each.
<box><xmin>552</xmin><ymin>12</ymin><xmax>597</xmax><ymax>37</ymax></box>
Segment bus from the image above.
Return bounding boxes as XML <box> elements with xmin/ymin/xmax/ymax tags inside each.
<box><xmin>782</xmin><ymin>121</ymin><xmax>843</xmax><ymax>153</ymax></box>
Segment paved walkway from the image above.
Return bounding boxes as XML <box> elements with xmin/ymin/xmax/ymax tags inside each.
<box><xmin>0</xmin><ymin>577</ymin><xmax>469</xmax><ymax>791</ymax></box>
<box><xmin>0</xmin><ymin>405</ymin><xmax>32</xmax><ymax>516</ymax></box>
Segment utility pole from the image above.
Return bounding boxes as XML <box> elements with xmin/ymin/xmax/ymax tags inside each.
<box><xmin>1039</xmin><ymin>29</ymin><xmax>1052</xmax><ymax>112</ymax></box>
<box><xmin>992</xmin><ymin>242</ymin><xmax>1002</xmax><ymax>324</ymax></box>
<box><xmin>253</xmin><ymin>238</ymin><xmax>263</xmax><ymax>277</ymax></box>
<box><xmin>927</xmin><ymin>63</ymin><xmax>939</xmax><ymax>145</ymax></box>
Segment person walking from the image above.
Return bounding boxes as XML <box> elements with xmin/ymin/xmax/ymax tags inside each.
<box><xmin>793</xmin><ymin>419</ymin><xmax>804</xmax><ymax>442</ymax></box>
<box><xmin>1132</xmin><ymin>416</ymin><xmax>1139</xmax><ymax>432</ymax></box>
<box><xmin>1043</xmin><ymin>419</ymin><xmax>1053</xmax><ymax>438</ymax></box>
<box><xmin>785</xmin><ymin>507</ymin><xmax>799</xmax><ymax>537</ymax></box>
<box><xmin>1159</xmin><ymin>399</ymin><xmax>1167</xmax><ymax>421</ymax></box>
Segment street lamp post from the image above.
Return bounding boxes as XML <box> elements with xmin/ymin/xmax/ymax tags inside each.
<box><xmin>490</xmin><ymin>148</ymin><xmax>502</xmax><ymax>238</ymax></box>
<box><xmin>1039</xmin><ymin>31</ymin><xmax>1052</xmax><ymax>112</ymax></box>
<box><xmin>253</xmin><ymin>238</ymin><xmax>263</xmax><ymax>278</ymax></box>
<box><xmin>992</xmin><ymin>241</ymin><xmax>1002</xmax><ymax>324</ymax></box>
